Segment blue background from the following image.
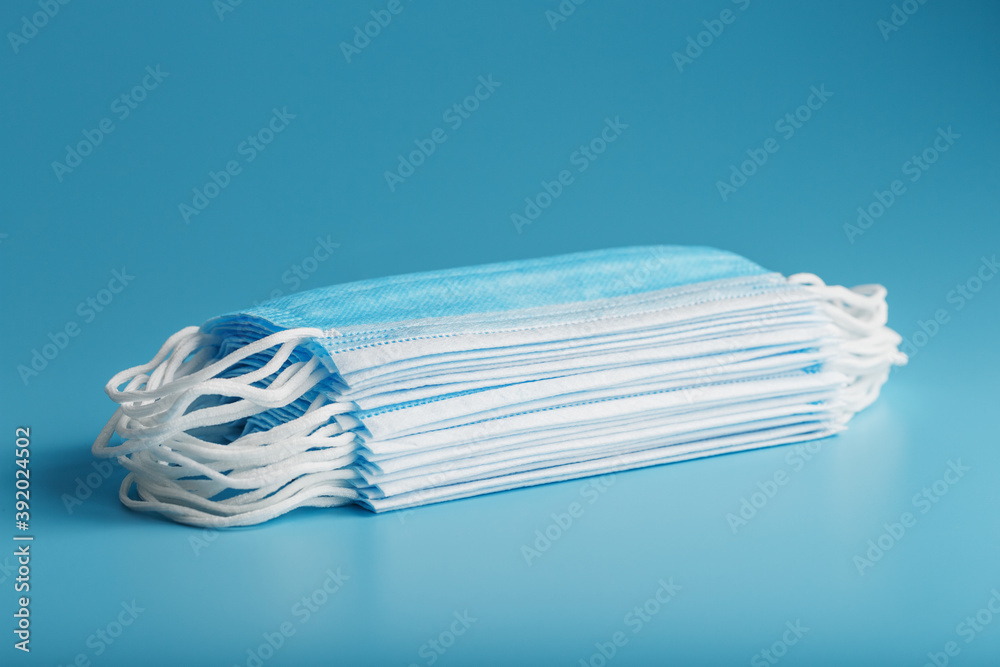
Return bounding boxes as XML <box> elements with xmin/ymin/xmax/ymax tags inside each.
<box><xmin>2</xmin><ymin>0</ymin><xmax>999</xmax><ymax>665</ymax></box>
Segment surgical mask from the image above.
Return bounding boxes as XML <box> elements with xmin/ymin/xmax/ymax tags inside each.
<box><xmin>91</xmin><ymin>245</ymin><xmax>906</xmax><ymax>526</ymax></box>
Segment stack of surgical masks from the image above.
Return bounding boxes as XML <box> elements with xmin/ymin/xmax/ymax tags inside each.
<box><xmin>92</xmin><ymin>246</ymin><xmax>906</xmax><ymax>526</ymax></box>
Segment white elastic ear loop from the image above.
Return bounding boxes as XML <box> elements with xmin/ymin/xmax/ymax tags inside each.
<box><xmin>119</xmin><ymin>471</ymin><xmax>360</xmax><ymax>528</ymax></box>
<box><xmin>93</xmin><ymin>327</ymin><xmax>328</xmax><ymax>458</ymax></box>
<box><xmin>788</xmin><ymin>273</ymin><xmax>907</xmax><ymax>411</ymax></box>
<box><xmin>106</xmin><ymin>326</ymin><xmax>323</xmax><ymax>403</ymax></box>
<box><xmin>98</xmin><ymin>370</ymin><xmax>331</xmax><ymax>458</ymax></box>
<box><xmin>171</xmin><ymin>403</ymin><xmax>356</xmax><ymax>464</ymax></box>
<box><xmin>94</xmin><ymin>325</ymin><xmax>363</xmax><ymax>527</ymax></box>
<box><xmin>124</xmin><ymin>445</ymin><xmax>359</xmax><ymax>500</ymax></box>
<box><xmin>103</xmin><ymin>326</ymin><xmax>213</xmax><ymax>402</ymax></box>
<box><xmin>789</xmin><ymin>272</ymin><xmax>883</xmax><ymax>324</ymax></box>
<box><xmin>131</xmin><ymin>435</ymin><xmax>356</xmax><ymax>491</ymax></box>
<box><xmin>120</xmin><ymin>402</ymin><xmax>358</xmax><ymax>497</ymax></box>
<box><xmin>122</xmin><ymin>439</ymin><xmax>360</xmax><ymax>519</ymax></box>
<box><xmin>109</xmin><ymin>357</ymin><xmax>329</xmax><ymax>452</ymax></box>
<box><xmin>119</xmin><ymin>336</ymin><xmax>306</xmax><ymax>421</ymax></box>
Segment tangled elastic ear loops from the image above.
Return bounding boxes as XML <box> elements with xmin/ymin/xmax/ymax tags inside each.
<box><xmin>93</xmin><ymin>327</ymin><xmax>329</xmax><ymax>457</ymax></box>
<box><xmin>788</xmin><ymin>273</ymin><xmax>890</xmax><ymax>333</ymax></box>
<box><xmin>786</xmin><ymin>273</ymin><xmax>907</xmax><ymax>412</ymax></box>
<box><xmin>92</xmin><ymin>325</ymin><xmax>360</xmax><ymax>527</ymax></box>
<box><xmin>104</xmin><ymin>326</ymin><xmax>324</xmax><ymax>404</ymax></box>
